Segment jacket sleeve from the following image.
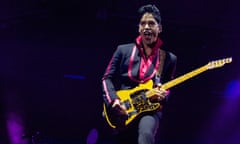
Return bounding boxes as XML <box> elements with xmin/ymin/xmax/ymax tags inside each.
<box><xmin>102</xmin><ymin>46</ymin><xmax>122</xmax><ymax>107</ymax></box>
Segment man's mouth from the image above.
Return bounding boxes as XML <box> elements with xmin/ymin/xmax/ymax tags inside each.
<box><xmin>143</xmin><ymin>31</ymin><xmax>152</xmax><ymax>36</ymax></box>
<box><xmin>143</xmin><ymin>31</ymin><xmax>153</xmax><ymax>40</ymax></box>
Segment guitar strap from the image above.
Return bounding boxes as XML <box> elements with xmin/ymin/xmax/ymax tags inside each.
<box><xmin>155</xmin><ymin>49</ymin><xmax>166</xmax><ymax>84</ymax></box>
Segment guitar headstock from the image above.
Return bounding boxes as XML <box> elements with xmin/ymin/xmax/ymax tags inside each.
<box><xmin>207</xmin><ymin>57</ymin><xmax>232</xmax><ymax>69</ymax></box>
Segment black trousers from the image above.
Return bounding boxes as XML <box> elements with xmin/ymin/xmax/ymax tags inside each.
<box><xmin>113</xmin><ymin>112</ymin><xmax>161</xmax><ymax>144</ymax></box>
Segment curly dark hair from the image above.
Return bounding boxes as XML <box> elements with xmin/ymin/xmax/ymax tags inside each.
<box><xmin>138</xmin><ymin>4</ymin><xmax>161</xmax><ymax>24</ymax></box>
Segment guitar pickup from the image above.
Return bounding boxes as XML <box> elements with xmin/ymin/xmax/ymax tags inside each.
<box><xmin>128</xmin><ymin>110</ymin><xmax>138</xmax><ymax>117</ymax></box>
<box><xmin>122</xmin><ymin>100</ymin><xmax>131</xmax><ymax>109</ymax></box>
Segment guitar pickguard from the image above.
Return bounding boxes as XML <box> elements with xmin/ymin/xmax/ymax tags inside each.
<box><xmin>130</xmin><ymin>89</ymin><xmax>159</xmax><ymax>115</ymax></box>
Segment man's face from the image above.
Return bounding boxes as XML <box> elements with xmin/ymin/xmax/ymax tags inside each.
<box><xmin>138</xmin><ymin>13</ymin><xmax>162</xmax><ymax>46</ymax></box>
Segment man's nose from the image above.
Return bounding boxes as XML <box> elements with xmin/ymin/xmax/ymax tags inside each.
<box><xmin>144</xmin><ymin>23</ymin><xmax>150</xmax><ymax>29</ymax></box>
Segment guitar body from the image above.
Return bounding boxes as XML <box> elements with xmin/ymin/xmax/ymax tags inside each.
<box><xmin>103</xmin><ymin>80</ymin><xmax>161</xmax><ymax>129</ymax></box>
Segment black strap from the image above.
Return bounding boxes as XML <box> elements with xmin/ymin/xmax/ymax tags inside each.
<box><xmin>155</xmin><ymin>49</ymin><xmax>166</xmax><ymax>85</ymax></box>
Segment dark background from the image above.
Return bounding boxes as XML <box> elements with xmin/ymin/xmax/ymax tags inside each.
<box><xmin>0</xmin><ymin>0</ymin><xmax>239</xmax><ymax>143</ymax></box>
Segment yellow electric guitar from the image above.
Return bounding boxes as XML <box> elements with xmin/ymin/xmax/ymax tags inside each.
<box><xmin>103</xmin><ymin>57</ymin><xmax>232</xmax><ymax>129</ymax></box>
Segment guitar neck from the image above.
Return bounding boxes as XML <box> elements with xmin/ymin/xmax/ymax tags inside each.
<box><xmin>161</xmin><ymin>64</ymin><xmax>209</xmax><ymax>90</ymax></box>
<box><xmin>146</xmin><ymin>57</ymin><xmax>232</xmax><ymax>97</ymax></box>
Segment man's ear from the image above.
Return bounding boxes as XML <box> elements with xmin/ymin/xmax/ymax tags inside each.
<box><xmin>158</xmin><ymin>24</ymin><xmax>162</xmax><ymax>33</ymax></box>
<box><xmin>138</xmin><ymin>25</ymin><xmax>141</xmax><ymax>33</ymax></box>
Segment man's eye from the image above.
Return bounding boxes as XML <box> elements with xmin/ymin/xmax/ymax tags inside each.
<box><xmin>140</xmin><ymin>22</ymin><xmax>146</xmax><ymax>26</ymax></box>
<box><xmin>149</xmin><ymin>22</ymin><xmax>155</xmax><ymax>26</ymax></box>
<box><xmin>140</xmin><ymin>21</ymin><xmax>156</xmax><ymax>27</ymax></box>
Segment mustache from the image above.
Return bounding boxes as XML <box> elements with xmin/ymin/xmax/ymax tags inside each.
<box><xmin>143</xmin><ymin>30</ymin><xmax>157</xmax><ymax>37</ymax></box>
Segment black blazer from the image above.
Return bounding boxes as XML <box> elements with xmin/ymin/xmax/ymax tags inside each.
<box><xmin>102</xmin><ymin>43</ymin><xmax>177</xmax><ymax>106</ymax></box>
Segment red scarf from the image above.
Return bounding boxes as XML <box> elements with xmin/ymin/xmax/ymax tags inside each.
<box><xmin>128</xmin><ymin>36</ymin><xmax>163</xmax><ymax>83</ymax></box>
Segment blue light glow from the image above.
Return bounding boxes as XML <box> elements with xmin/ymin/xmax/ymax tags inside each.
<box><xmin>64</xmin><ymin>74</ymin><xmax>86</xmax><ymax>80</ymax></box>
<box><xmin>225</xmin><ymin>80</ymin><xmax>240</xmax><ymax>99</ymax></box>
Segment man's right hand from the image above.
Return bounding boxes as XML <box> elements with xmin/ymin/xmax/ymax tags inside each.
<box><xmin>111</xmin><ymin>99</ymin><xmax>128</xmax><ymax>116</ymax></box>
